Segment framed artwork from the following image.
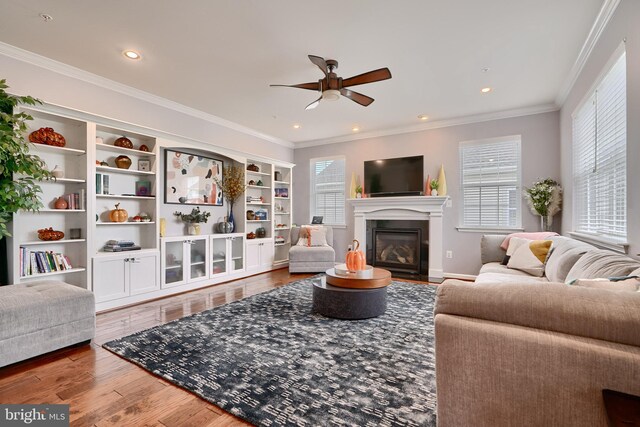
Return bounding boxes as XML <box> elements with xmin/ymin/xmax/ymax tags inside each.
<box><xmin>138</xmin><ymin>159</ymin><xmax>151</xmax><ymax>171</ymax></box>
<box><xmin>164</xmin><ymin>149</ymin><xmax>224</xmax><ymax>206</ymax></box>
<box><xmin>135</xmin><ymin>180</ymin><xmax>151</xmax><ymax>196</ymax></box>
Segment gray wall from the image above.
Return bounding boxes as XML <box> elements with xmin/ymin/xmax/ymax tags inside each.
<box><xmin>560</xmin><ymin>0</ymin><xmax>640</xmax><ymax>258</ymax></box>
<box><xmin>0</xmin><ymin>53</ymin><xmax>293</xmax><ymax>163</ymax></box>
<box><xmin>293</xmin><ymin>111</ymin><xmax>561</xmax><ymax>276</ymax></box>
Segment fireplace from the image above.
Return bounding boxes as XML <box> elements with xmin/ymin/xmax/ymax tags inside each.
<box><xmin>366</xmin><ymin>220</ymin><xmax>429</xmax><ymax>279</ymax></box>
<box><xmin>351</xmin><ymin>196</ymin><xmax>447</xmax><ymax>282</ymax></box>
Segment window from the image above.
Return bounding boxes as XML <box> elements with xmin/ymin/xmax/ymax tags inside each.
<box><xmin>459</xmin><ymin>136</ymin><xmax>522</xmax><ymax>229</ymax></box>
<box><xmin>572</xmin><ymin>51</ymin><xmax>626</xmax><ymax>241</ymax></box>
<box><xmin>310</xmin><ymin>156</ymin><xmax>346</xmax><ymax>225</ymax></box>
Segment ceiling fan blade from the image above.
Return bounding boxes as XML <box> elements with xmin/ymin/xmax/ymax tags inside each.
<box><xmin>341</xmin><ymin>68</ymin><xmax>392</xmax><ymax>88</ymax></box>
<box><xmin>270</xmin><ymin>82</ymin><xmax>320</xmax><ymax>91</ymax></box>
<box><xmin>308</xmin><ymin>55</ymin><xmax>328</xmax><ymax>76</ymax></box>
<box><xmin>340</xmin><ymin>88</ymin><xmax>374</xmax><ymax>107</ymax></box>
<box><xmin>305</xmin><ymin>96</ymin><xmax>322</xmax><ymax>110</ymax></box>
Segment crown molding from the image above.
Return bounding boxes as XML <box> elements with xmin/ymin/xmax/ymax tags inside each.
<box><xmin>0</xmin><ymin>41</ymin><xmax>294</xmax><ymax>149</ymax></box>
<box><xmin>555</xmin><ymin>0</ymin><xmax>621</xmax><ymax>106</ymax></box>
<box><xmin>294</xmin><ymin>103</ymin><xmax>559</xmax><ymax>149</ymax></box>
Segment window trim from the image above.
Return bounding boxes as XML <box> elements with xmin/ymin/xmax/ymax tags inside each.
<box><xmin>571</xmin><ymin>44</ymin><xmax>626</xmax><ymax>245</ymax></box>
<box><xmin>458</xmin><ymin>134</ymin><xmax>523</xmax><ymax>230</ymax></box>
<box><xmin>309</xmin><ymin>155</ymin><xmax>346</xmax><ymax>226</ymax></box>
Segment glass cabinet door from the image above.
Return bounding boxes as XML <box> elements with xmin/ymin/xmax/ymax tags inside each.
<box><xmin>210</xmin><ymin>237</ymin><xmax>228</xmax><ymax>276</ymax></box>
<box><xmin>230</xmin><ymin>236</ymin><xmax>244</xmax><ymax>272</ymax></box>
<box><xmin>164</xmin><ymin>240</ymin><xmax>184</xmax><ymax>285</ymax></box>
<box><xmin>189</xmin><ymin>238</ymin><xmax>208</xmax><ymax>280</ymax></box>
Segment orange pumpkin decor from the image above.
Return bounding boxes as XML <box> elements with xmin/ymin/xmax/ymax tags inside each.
<box><xmin>346</xmin><ymin>239</ymin><xmax>366</xmax><ymax>271</ymax></box>
<box><xmin>109</xmin><ymin>203</ymin><xmax>128</xmax><ymax>222</ymax></box>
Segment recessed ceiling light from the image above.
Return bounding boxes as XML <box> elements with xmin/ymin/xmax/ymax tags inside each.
<box><xmin>352</xmin><ymin>126</ymin><xmax>360</xmax><ymax>132</ymax></box>
<box><xmin>123</xmin><ymin>50</ymin><xmax>141</xmax><ymax>60</ymax></box>
<box><xmin>481</xmin><ymin>87</ymin><xmax>492</xmax><ymax>93</ymax></box>
<box><xmin>418</xmin><ymin>115</ymin><xmax>429</xmax><ymax>121</ymax></box>
<box><xmin>293</xmin><ymin>124</ymin><xmax>301</xmax><ymax>129</ymax></box>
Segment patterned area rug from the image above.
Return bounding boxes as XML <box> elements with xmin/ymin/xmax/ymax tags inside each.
<box><xmin>104</xmin><ymin>276</ymin><xmax>437</xmax><ymax>426</ymax></box>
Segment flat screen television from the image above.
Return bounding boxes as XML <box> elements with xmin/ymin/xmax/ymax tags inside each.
<box><xmin>364</xmin><ymin>155</ymin><xmax>424</xmax><ymax>197</ymax></box>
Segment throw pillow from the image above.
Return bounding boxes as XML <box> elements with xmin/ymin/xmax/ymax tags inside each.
<box><xmin>500</xmin><ymin>232</ymin><xmax>559</xmax><ymax>250</ymax></box>
<box><xmin>507</xmin><ymin>239</ymin><xmax>553</xmax><ymax>277</ymax></box>
<box><xmin>296</xmin><ymin>226</ymin><xmax>328</xmax><ymax>247</ymax></box>
<box><xmin>568</xmin><ymin>277</ymin><xmax>640</xmax><ymax>292</ymax></box>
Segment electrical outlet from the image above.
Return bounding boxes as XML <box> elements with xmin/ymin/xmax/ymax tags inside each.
<box><xmin>446</xmin><ymin>199</ymin><xmax>452</xmax><ymax>208</ymax></box>
<box><xmin>446</xmin><ymin>250</ymin><xmax>453</xmax><ymax>259</ymax></box>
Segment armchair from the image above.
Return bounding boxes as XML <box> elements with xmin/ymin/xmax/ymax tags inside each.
<box><xmin>288</xmin><ymin>226</ymin><xmax>335</xmax><ymax>273</ymax></box>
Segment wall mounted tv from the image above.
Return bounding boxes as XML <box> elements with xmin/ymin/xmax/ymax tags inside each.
<box><xmin>364</xmin><ymin>155</ymin><xmax>424</xmax><ymax>197</ymax></box>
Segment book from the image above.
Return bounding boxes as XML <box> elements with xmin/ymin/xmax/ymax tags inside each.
<box><xmin>96</xmin><ymin>173</ymin><xmax>102</xmax><ymax>194</ymax></box>
<box><xmin>102</xmin><ymin>175</ymin><xmax>110</xmax><ymax>195</ymax></box>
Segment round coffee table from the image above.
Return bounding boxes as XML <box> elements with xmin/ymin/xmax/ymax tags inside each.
<box><xmin>312</xmin><ymin>267</ymin><xmax>392</xmax><ymax>320</ymax></box>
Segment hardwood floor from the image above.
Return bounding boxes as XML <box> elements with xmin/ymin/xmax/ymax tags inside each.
<box><xmin>0</xmin><ymin>269</ymin><xmax>429</xmax><ymax>426</ymax></box>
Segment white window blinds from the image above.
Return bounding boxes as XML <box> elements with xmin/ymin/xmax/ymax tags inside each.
<box><xmin>310</xmin><ymin>157</ymin><xmax>346</xmax><ymax>225</ymax></box>
<box><xmin>572</xmin><ymin>51</ymin><xmax>626</xmax><ymax>240</ymax></box>
<box><xmin>460</xmin><ymin>137</ymin><xmax>521</xmax><ymax>228</ymax></box>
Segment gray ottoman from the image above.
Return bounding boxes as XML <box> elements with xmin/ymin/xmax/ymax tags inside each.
<box><xmin>0</xmin><ymin>280</ymin><xmax>95</xmax><ymax>367</ymax></box>
<box><xmin>312</xmin><ymin>278</ymin><xmax>387</xmax><ymax>320</ymax></box>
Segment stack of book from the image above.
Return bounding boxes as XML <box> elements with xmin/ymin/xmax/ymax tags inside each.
<box><xmin>61</xmin><ymin>190</ymin><xmax>85</xmax><ymax>210</ymax></box>
<box><xmin>19</xmin><ymin>248</ymin><xmax>73</xmax><ymax>276</ymax></box>
<box><xmin>103</xmin><ymin>240</ymin><xmax>141</xmax><ymax>252</ymax></box>
<box><xmin>246</xmin><ymin>195</ymin><xmax>263</xmax><ymax>203</ymax></box>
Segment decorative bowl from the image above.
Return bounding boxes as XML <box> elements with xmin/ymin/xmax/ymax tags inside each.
<box><xmin>37</xmin><ymin>227</ymin><xmax>65</xmax><ymax>241</ymax></box>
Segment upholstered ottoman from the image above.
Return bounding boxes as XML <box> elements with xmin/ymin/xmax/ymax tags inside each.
<box><xmin>0</xmin><ymin>280</ymin><xmax>95</xmax><ymax>367</ymax></box>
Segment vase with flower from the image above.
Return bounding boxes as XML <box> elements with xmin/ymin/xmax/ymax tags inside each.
<box><xmin>523</xmin><ymin>178</ymin><xmax>562</xmax><ymax>231</ymax></box>
<box><xmin>174</xmin><ymin>207</ymin><xmax>211</xmax><ymax>235</ymax></box>
<box><xmin>214</xmin><ymin>164</ymin><xmax>247</xmax><ymax>233</ymax></box>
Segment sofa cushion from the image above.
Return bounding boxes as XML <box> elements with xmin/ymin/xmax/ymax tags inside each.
<box><xmin>289</xmin><ymin>245</ymin><xmax>335</xmax><ymax>262</ymax></box>
<box><xmin>565</xmin><ymin>250</ymin><xmax>640</xmax><ymax>283</ymax></box>
<box><xmin>475</xmin><ymin>271</ymin><xmax>549</xmax><ymax>284</ymax></box>
<box><xmin>544</xmin><ymin>236</ymin><xmax>595</xmax><ymax>282</ymax></box>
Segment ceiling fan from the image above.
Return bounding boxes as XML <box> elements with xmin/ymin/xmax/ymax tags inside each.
<box><xmin>271</xmin><ymin>55</ymin><xmax>392</xmax><ymax>110</ymax></box>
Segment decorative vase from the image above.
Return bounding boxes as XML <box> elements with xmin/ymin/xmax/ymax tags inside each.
<box><xmin>114</xmin><ymin>136</ymin><xmax>133</xmax><ymax>149</ymax></box>
<box><xmin>431</xmin><ymin>189</ymin><xmax>439</xmax><ymax>196</ymax></box>
<box><xmin>437</xmin><ymin>164</ymin><xmax>447</xmax><ymax>196</ymax></box>
<box><xmin>51</xmin><ymin>165</ymin><xmax>64</xmax><ymax>178</ymax></box>
<box><xmin>218</xmin><ymin>218</ymin><xmax>233</xmax><ymax>233</ymax></box>
<box><xmin>54</xmin><ymin>197</ymin><xmax>68</xmax><ymax>209</ymax></box>
<box><xmin>115</xmin><ymin>155</ymin><xmax>132</xmax><ymax>169</ymax></box>
<box><xmin>350</xmin><ymin>172</ymin><xmax>357</xmax><ymax>199</ymax></box>
<box><xmin>96</xmin><ymin>136</ymin><xmax>103</xmax><ymax>145</ymax></box>
<box><xmin>425</xmin><ymin>174</ymin><xmax>431</xmax><ymax>196</ymax></box>
<box><xmin>228</xmin><ymin>203</ymin><xmax>235</xmax><ymax>233</ymax></box>
<box><xmin>541</xmin><ymin>215</ymin><xmax>552</xmax><ymax>232</ymax></box>
<box><xmin>188</xmin><ymin>223</ymin><xmax>201</xmax><ymax>235</ymax></box>
<box><xmin>356</xmin><ymin>193</ymin><xmax>362</xmax><ymax>198</ymax></box>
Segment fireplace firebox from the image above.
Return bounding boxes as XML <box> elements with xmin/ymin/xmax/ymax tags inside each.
<box><xmin>365</xmin><ymin>220</ymin><xmax>429</xmax><ymax>280</ymax></box>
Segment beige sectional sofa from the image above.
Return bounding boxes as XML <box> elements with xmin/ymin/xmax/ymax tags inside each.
<box><xmin>434</xmin><ymin>234</ymin><xmax>640</xmax><ymax>427</ymax></box>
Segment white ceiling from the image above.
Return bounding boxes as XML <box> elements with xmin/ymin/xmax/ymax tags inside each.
<box><xmin>0</xmin><ymin>0</ymin><xmax>604</xmax><ymax>145</ymax></box>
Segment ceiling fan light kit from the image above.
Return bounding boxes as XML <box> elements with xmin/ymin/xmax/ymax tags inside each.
<box><xmin>271</xmin><ymin>55</ymin><xmax>392</xmax><ymax>109</ymax></box>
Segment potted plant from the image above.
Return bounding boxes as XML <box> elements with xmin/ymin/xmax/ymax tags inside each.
<box><xmin>430</xmin><ymin>179</ymin><xmax>440</xmax><ymax>196</ymax></box>
<box><xmin>524</xmin><ymin>178</ymin><xmax>562</xmax><ymax>231</ymax></box>
<box><xmin>355</xmin><ymin>184</ymin><xmax>363</xmax><ymax>198</ymax></box>
<box><xmin>0</xmin><ymin>79</ymin><xmax>52</xmax><ymax>284</ymax></box>
<box><xmin>174</xmin><ymin>207</ymin><xmax>211</xmax><ymax>235</ymax></box>
<box><xmin>213</xmin><ymin>164</ymin><xmax>247</xmax><ymax>232</ymax></box>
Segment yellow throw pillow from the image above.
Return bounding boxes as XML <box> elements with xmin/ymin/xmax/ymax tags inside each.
<box><xmin>507</xmin><ymin>239</ymin><xmax>553</xmax><ymax>277</ymax></box>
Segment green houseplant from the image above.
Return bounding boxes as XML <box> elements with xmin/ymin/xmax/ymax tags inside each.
<box><xmin>430</xmin><ymin>179</ymin><xmax>440</xmax><ymax>196</ymax></box>
<box><xmin>0</xmin><ymin>79</ymin><xmax>51</xmax><ymax>238</ymax></box>
<box><xmin>174</xmin><ymin>207</ymin><xmax>211</xmax><ymax>235</ymax></box>
<box><xmin>0</xmin><ymin>79</ymin><xmax>51</xmax><ymax>284</ymax></box>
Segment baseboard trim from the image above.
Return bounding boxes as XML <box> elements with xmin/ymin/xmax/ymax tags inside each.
<box><xmin>443</xmin><ymin>272</ymin><xmax>477</xmax><ymax>281</ymax></box>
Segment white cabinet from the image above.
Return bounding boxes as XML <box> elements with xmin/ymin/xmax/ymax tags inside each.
<box><xmin>246</xmin><ymin>238</ymin><xmax>274</xmax><ymax>272</ymax></box>
<box><xmin>210</xmin><ymin>234</ymin><xmax>245</xmax><ymax>278</ymax></box>
<box><xmin>161</xmin><ymin>236</ymin><xmax>209</xmax><ymax>288</ymax></box>
<box><xmin>93</xmin><ymin>251</ymin><xmax>159</xmax><ymax>303</ymax></box>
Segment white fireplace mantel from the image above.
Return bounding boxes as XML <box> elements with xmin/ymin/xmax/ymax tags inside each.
<box><xmin>350</xmin><ymin>196</ymin><xmax>448</xmax><ymax>282</ymax></box>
